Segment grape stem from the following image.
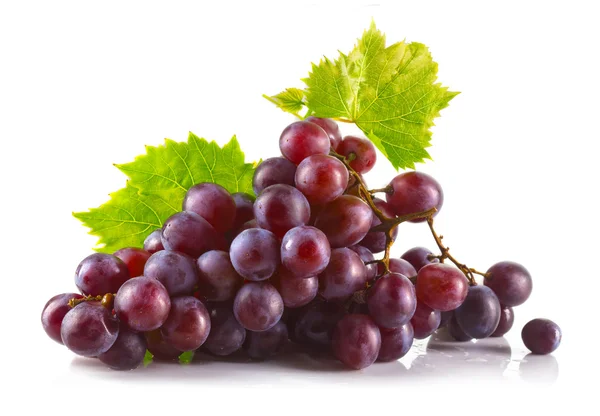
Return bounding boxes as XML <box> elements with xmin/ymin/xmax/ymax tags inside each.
<box><xmin>425</xmin><ymin>217</ymin><xmax>487</xmax><ymax>285</ymax></box>
<box><xmin>68</xmin><ymin>293</ymin><xmax>115</xmax><ymax>309</ymax></box>
<box><xmin>368</xmin><ymin>185</ymin><xmax>392</xmax><ymax>194</ymax></box>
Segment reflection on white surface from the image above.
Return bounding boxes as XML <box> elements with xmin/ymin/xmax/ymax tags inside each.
<box><xmin>66</xmin><ymin>329</ymin><xmax>559</xmax><ymax>386</ymax></box>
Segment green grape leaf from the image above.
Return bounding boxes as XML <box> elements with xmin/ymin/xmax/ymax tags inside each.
<box><xmin>74</xmin><ymin>134</ymin><xmax>256</xmax><ymax>252</ymax></box>
<box><xmin>263</xmin><ymin>88</ymin><xmax>306</xmax><ymax>116</ymax></box>
<box><xmin>267</xmin><ymin>22</ymin><xmax>458</xmax><ymax>170</ymax></box>
<box><xmin>178</xmin><ymin>351</ymin><xmax>194</xmax><ymax>364</ymax></box>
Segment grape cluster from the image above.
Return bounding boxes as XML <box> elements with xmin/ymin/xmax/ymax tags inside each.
<box><xmin>41</xmin><ymin>118</ymin><xmax>562</xmax><ymax>371</ymax></box>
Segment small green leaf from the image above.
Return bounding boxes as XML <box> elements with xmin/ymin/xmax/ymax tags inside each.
<box><xmin>73</xmin><ymin>183</ymin><xmax>178</xmax><ymax>253</ymax></box>
<box><xmin>263</xmin><ymin>88</ymin><xmax>306</xmax><ymax>116</ymax></box>
<box><xmin>143</xmin><ymin>350</ymin><xmax>154</xmax><ymax>367</ymax></box>
<box><xmin>74</xmin><ymin>134</ymin><xmax>257</xmax><ymax>252</ymax></box>
<box><xmin>178</xmin><ymin>351</ymin><xmax>194</xmax><ymax>364</ymax></box>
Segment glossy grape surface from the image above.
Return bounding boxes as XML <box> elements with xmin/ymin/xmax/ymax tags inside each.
<box><xmin>318</xmin><ymin>248</ymin><xmax>367</xmax><ymax>301</ymax></box>
<box><xmin>231</xmin><ymin>192</ymin><xmax>255</xmax><ymax>230</ymax></box>
<box><xmin>114</xmin><ymin>276</ymin><xmax>171</xmax><ymax>332</ymax></box>
<box><xmin>98</xmin><ymin>329</ymin><xmax>147</xmax><ymax>371</ymax></box>
<box><xmin>314</xmin><ymin>195</ymin><xmax>372</xmax><ymax>248</ymax></box>
<box><xmin>230</xmin><ymin>228</ymin><xmax>280</xmax><ymax>281</ymax></box>
<box><xmin>389</xmin><ymin>258</ymin><xmax>418</xmax><ymax>278</ymax></box>
<box><xmin>272</xmin><ymin>268</ymin><xmax>318</xmax><ymax>308</ymax></box>
<box><xmin>348</xmin><ymin>245</ymin><xmax>377</xmax><ymax>280</ymax></box>
<box><xmin>183</xmin><ymin>183</ymin><xmax>236</xmax><ymax>232</ymax></box>
<box><xmin>144</xmin><ymin>250</ymin><xmax>199</xmax><ymax>296</ymax></box>
<box><xmin>244</xmin><ymin>321</ymin><xmax>288</xmax><ymax>360</ymax></box>
<box><xmin>332</xmin><ymin>314</ymin><xmax>381</xmax><ymax>370</ymax></box>
<box><xmin>305</xmin><ymin>116</ymin><xmax>342</xmax><ymax>150</ymax></box>
<box><xmin>233</xmin><ymin>282</ymin><xmax>284</xmax><ymax>332</ymax></box>
<box><xmin>454</xmin><ymin>285</ymin><xmax>501</xmax><ymax>339</ymax></box>
<box><xmin>196</xmin><ymin>250</ymin><xmax>242</xmax><ymax>301</ymax></box>
<box><xmin>279</xmin><ymin>121</ymin><xmax>330</xmax><ymax>164</ymax></box>
<box><xmin>484</xmin><ymin>261</ymin><xmax>533</xmax><ymax>307</ymax></box>
<box><xmin>143</xmin><ymin>229</ymin><xmax>164</xmax><ymax>253</ymax></box>
<box><xmin>491</xmin><ymin>306</ymin><xmax>514</xmax><ymax>337</ymax></box>
<box><xmin>75</xmin><ymin>253</ymin><xmax>130</xmax><ymax>296</ymax></box>
<box><xmin>161</xmin><ymin>296</ymin><xmax>211</xmax><ymax>352</ymax></box>
<box><xmin>61</xmin><ymin>302</ymin><xmax>119</xmax><ymax>357</ymax></box>
<box><xmin>281</xmin><ymin>225</ymin><xmax>330</xmax><ymax>278</ymax></box>
<box><xmin>378</xmin><ymin>323</ymin><xmax>414</xmax><ymax>362</ymax></box>
<box><xmin>254</xmin><ymin>184</ymin><xmax>310</xmax><ymax>238</ymax></box>
<box><xmin>386</xmin><ymin>171</ymin><xmax>443</xmax><ymax>222</ymax></box>
<box><xmin>522</xmin><ymin>318</ymin><xmax>561</xmax><ymax>355</ymax></box>
<box><xmin>203</xmin><ymin>305</ymin><xmax>246</xmax><ymax>356</ymax></box>
<box><xmin>295</xmin><ymin>154</ymin><xmax>348</xmax><ymax>205</ymax></box>
<box><xmin>416</xmin><ymin>263</ymin><xmax>469</xmax><ymax>311</ymax></box>
<box><xmin>401</xmin><ymin>247</ymin><xmax>439</xmax><ymax>272</ymax></box>
<box><xmin>447</xmin><ymin>314</ymin><xmax>472</xmax><ymax>342</ymax></box>
<box><xmin>367</xmin><ymin>273</ymin><xmax>416</xmax><ymax>329</ymax></box>
<box><xmin>411</xmin><ymin>302</ymin><xmax>441</xmax><ymax>339</ymax></box>
<box><xmin>252</xmin><ymin>157</ymin><xmax>297</xmax><ymax>195</ymax></box>
<box><xmin>161</xmin><ymin>211</ymin><xmax>218</xmax><ymax>258</ymax></box>
<box><xmin>114</xmin><ymin>247</ymin><xmax>151</xmax><ymax>278</ymax></box>
<box><xmin>41</xmin><ymin>293</ymin><xmax>83</xmax><ymax>344</ymax></box>
<box><xmin>337</xmin><ymin>135</ymin><xmax>377</xmax><ymax>174</ymax></box>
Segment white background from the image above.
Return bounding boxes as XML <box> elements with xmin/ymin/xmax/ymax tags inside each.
<box><xmin>1</xmin><ymin>0</ymin><xmax>598</xmax><ymax>413</ymax></box>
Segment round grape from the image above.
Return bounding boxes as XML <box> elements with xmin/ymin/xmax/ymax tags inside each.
<box><xmin>114</xmin><ymin>247</ymin><xmax>151</xmax><ymax>278</ymax></box>
<box><xmin>145</xmin><ymin>329</ymin><xmax>181</xmax><ymax>361</ymax></box>
<box><xmin>279</xmin><ymin>121</ymin><xmax>330</xmax><ymax>164</ymax></box>
<box><xmin>522</xmin><ymin>318</ymin><xmax>561</xmax><ymax>355</ymax></box>
<box><xmin>143</xmin><ymin>250</ymin><xmax>199</xmax><ymax>296</ymax></box>
<box><xmin>98</xmin><ymin>328</ymin><xmax>147</xmax><ymax>371</ymax></box>
<box><xmin>252</xmin><ymin>157</ymin><xmax>297</xmax><ymax>195</ymax></box>
<box><xmin>292</xmin><ymin>300</ymin><xmax>346</xmax><ymax>349</ymax></box>
<box><xmin>161</xmin><ymin>211</ymin><xmax>218</xmax><ymax>258</ymax></box>
<box><xmin>491</xmin><ymin>306</ymin><xmax>514</xmax><ymax>337</ymax></box>
<box><xmin>233</xmin><ymin>282</ymin><xmax>284</xmax><ymax>332</ymax></box>
<box><xmin>401</xmin><ymin>247</ymin><xmax>439</xmax><ymax>272</ymax></box>
<box><xmin>281</xmin><ymin>225</ymin><xmax>331</xmax><ymax>278</ymax></box>
<box><xmin>314</xmin><ymin>195</ymin><xmax>372</xmax><ymax>248</ymax></box>
<box><xmin>254</xmin><ymin>184</ymin><xmax>311</xmax><ymax>238</ymax></box>
<box><xmin>61</xmin><ymin>302</ymin><xmax>119</xmax><ymax>357</ymax></box>
<box><xmin>231</xmin><ymin>192</ymin><xmax>255</xmax><ymax>230</ymax></box>
<box><xmin>272</xmin><ymin>268</ymin><xmax>318</xmax><ymax>308</ymax></box>
<box><xmin>337</xmin><ymin>135</ymin><xmax>377</xmax><ymax>174</ymax></box>
<box><xmin>161</xmin><ymin>296</ymin><xmax>211</xmax><ymax>352</ymax></box>
<box><xmin>143</xmin><ymin>229</ymin><xmax>164</xmax><ymax>253</ymax></box>
<box><xmin>348</xmin><ymin>245</ymin><xmax>377</xmax><ymax>280</ymax></box>
<box><xmin>75</xmin><ymin>253</ymin><xmax>130</xmax><ymax>296</ymax></box>
<box><xmin>378</xmin><ymin>323</ymin><xmax>414</xmax><ymax>362</ymax></box>
<box><xmin>454</xmin><ymin>285</ymin><xmax>501</xmax><ymax>339</ymax></box>
<box><xmin>244</xmin><ymin>320</ymin><xmax>289</xmax><ymax>360</ymax></box>
<box><xmin>230</xmin><ymin>228</ymin><xmax>280</xmax><ymax>281</ymax></box>
<box><xmin>318</xmin><ymin>248</ymin><xmax>367</xmax><ymax>302</ymax></box>
<box><xmin>389</xmin><ymin>258</ymin><xmax>417</xmax><ymax>278</ymax></box>
<box><xmin>114</xmin><ymin>276</ymin><xmax>171</xmax><ymax>332</ymax></box>
<box><xmin>411</xmin><ymin>302</ymin><xmax>441</xmax><ymax>339</ymax></box>
<box><xmin>203</xmin><ymin>305</ymin><xmax>246</xmax><ymax>356</ymax></box>
<box><xmin>447</xmin><ymin>314</ymin><xmax>472</xmax><ymax>342</ymax></box>
<box><xmin>41</xmin><ymin>293</ymin><xmax>84</xmax><ymax>344</ymax></box>
<box><xmin>196</xmin><ymin>250</ymin><xmax>243</xmax><ymax>301</ymax></box>
<box><xmin>332</xmin><ymin>314</ymin><xmax>381</xmax><ymax>370</ymax></box>
<box><xmin>416</xmin><ymin>263</ymin><xmax>469</xmax><ymax>311</ymax></box>
<box><xmin>305</xmin><ymin>116</ymin><xmax>342</xmax><ymax>150</ymax></box>
<box><xmin>367</xmin><ymin>273</ymin><xmax>416</xmax><ymax>329</ymax></box>
<box><xmin>484</xmin><ymin>261</ymin><xmax>533</xmax><ymax>307</ymax></box>
<box><xmin>386</xmin><ymin>171</ymin><xmax>443</xmax><ymax>222</ymax></box>
<box><xmin>295</xmin><ymin>154</ymin><xmax>348</xmax><ymax>205</ymax></box>
<box><xmin>183</xmin><ymin>183</ymin><xmax>236</xmax><ymax>232</ymax></box>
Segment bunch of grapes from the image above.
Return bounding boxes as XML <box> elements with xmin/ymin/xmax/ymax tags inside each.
<box><xmin>41</xmin><ymin>117</ymin><xmax>562</xmax><ymax>371</ymax></box>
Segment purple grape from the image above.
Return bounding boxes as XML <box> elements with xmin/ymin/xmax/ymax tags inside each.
<box><xmin>183</xmin><ymin>183</ymin><xmax>236</xmax><ymax>232</ymax></box>
<box><xmin>386</xmin><ymin>171</ymin><xmax>443</xmax><ymax>222</ymax></box>
<box><xmin>292</xmin><ymin>300</ymin><xmax>346</xmax><ymax>348</ymax></box>
<box><xmin>41</xmin><ymin>293</ymin><xmax>83</xmax><ymax>344</ymax></box>
<box><xmin>114</xmin><ymin>247</ymin><xmax>151</xmax><ymax>278</ymax></box>
<box><xmin>203</xmin><ymin>305</ymin><xmax>246</xmax><ymax>356</ymax></box>
<box><xmin>231</xmin><ymin>192</ymin><xmax>255</xmax><ymax>230</ymax></box>
<box><xmin>454</xmin><ymin>285</ymin><xmax>501</xmax><ymax>339</ymax></box>
<box><xmin>522</xmin><ymin>318</ymin><xmax>561</xmax><ymax>355</ymax></box>
<box><xmin>447</xmin><ymin>314</ymin><xmax>472</xmax><ymax>342</ymax></box>
<box><xmin>279</xmin><ymin>121</ymin><xmax>330</xmax><ymax>164</ymax></box>
<box><xmin>314</xmin><ymin>195</ymin><xmax>372</xmax><ymax>248</ymax></box>
<box><xmin>230</xmin><ymin>228</ymin><xmax>280</xmax><ymax>281</ymax></box>
<box><xmin>143</xmin><ymin>250</ymin><xmax>199</xmax><ymax>296</ymax></box>
<box><xmin>233</xmin><ymin>282</ymin><xmax>284</xmax><ymax>332</ymax></box>
<box><xmin>484</xmin><ymin>261</ymin><xmax>533</xmax><ymax>307</ymax></box>
<box><xmin>378</xmin><ymin>323</ymin><xmax>414</xmax><ymax>362</ymax></box>
<box><xmin>160</xmin><ymin>296</ymin><xmax>211</xmax><ymax>352</ymax></box>
<box><xmin>305</xmin><ymin>116</ymin><xmax>342</xmax><ymax>150</ymax></box>
<box><xmin>401</xmin><ymin>247</ymin><xmax>439</xmax><ymax>272</ymax></box>
<box><xmin>367</xmin><ymin>273</ymin><xmax>416</xmax><ymax>329</ymax></box>
<box><xmin>491</xmin><ymin>306</ymin><xmax>514</xmax><ymax>337</ymax></box>
<box><xmin>411</xmin><ymin>302</ymin><xmax>441</xmax><ymax>339</ymax></box>
<box><xmin>272</xmin><ymin>268</ymin><xmax>318</xmax><ymax>308</ymax></box>
<box><xmin>75</xmin><ymin>253</ymin><xmax>130</xmax><ymax>296</ymax></box>
<box><xmin>61</xmin><ymin>302</ymin><xmax>119</xmax><ymax>357</ymax></box>
<box><xmin>145</xmin><ymin>329</ymin><xmax>181</xmax><ymax>360</ymax></box>
<box><xmin>114</xmin><ymin>276</ymin><xmax>171</xmax><ymax>332</ymax></box>
<box><xmin>98</xmin><ymin>329</ymin><xmax>147</xmax><ymax>371</ymax></box>
<box><xmin>143</xmin><ymin>229</ymin><xmax>164</xmax><ymax>253</ymax></box>
<box><xmin>244</xmin><ymin>321</ymin><xmax>288</xmax><ymax>360</ymax></box>
<box><xmin>438</xmin><ymin>310</ymin><xmax>453</xmax><ymax>329</ymax></box>
<box><xmin>337</xmin><ymin>135</ymin><xmax>377</xmax><ymax>174</ymax></box>
<box><xmin>389</xmin><ymin>258</ymin><xmax>417</xmax><ymax>278</ymax></box>
<box><xmin>281</xmin><ymin>225</ymin><xmax>331</xmax><ymax>278</ymax></box>
<box><xmin>295</xmin><ymin>154</ymin><xmax>348</xmax><ymax>205</ymax></box>
<box><xmin>196</xmin><ymin>250</ymin><xmax>243</xmax><ymax>302</ymax></box>
<box><xmin>348</xmin><ymin>245</ymin><xmax>377</xmax><ymax>280</ymax></box>
<box><xmin>359</xmin><ymin>198</ymin><xmax>397</xmax><ymax>254</ymax></box>
<box><xmin>416</xmin><ymin>263</ymin><xmax>469</xmax><ymax>311</ymax></box>
<box><xmin>254</xmin><ymin>184</ymin><xmax>310</xmax><ymax>238</ymax></box>
<box><xmin>161</xmin><ymin>211</ymin><xmax>219</xmax><ymax>258</ymax></box>
<box><xmin>318</xmin><ymin>248</ymin><xmax>367</xmax><ymax>302</ymax></box>
<box><xmin>332</xmin><ymin>314</ymin><xmax>381</xmax><ymax>370</ymax></box>
<box><xmin>253</xmin><ymin>157</ymin><xmax>297</xmax><ymax>195</ymax></box>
